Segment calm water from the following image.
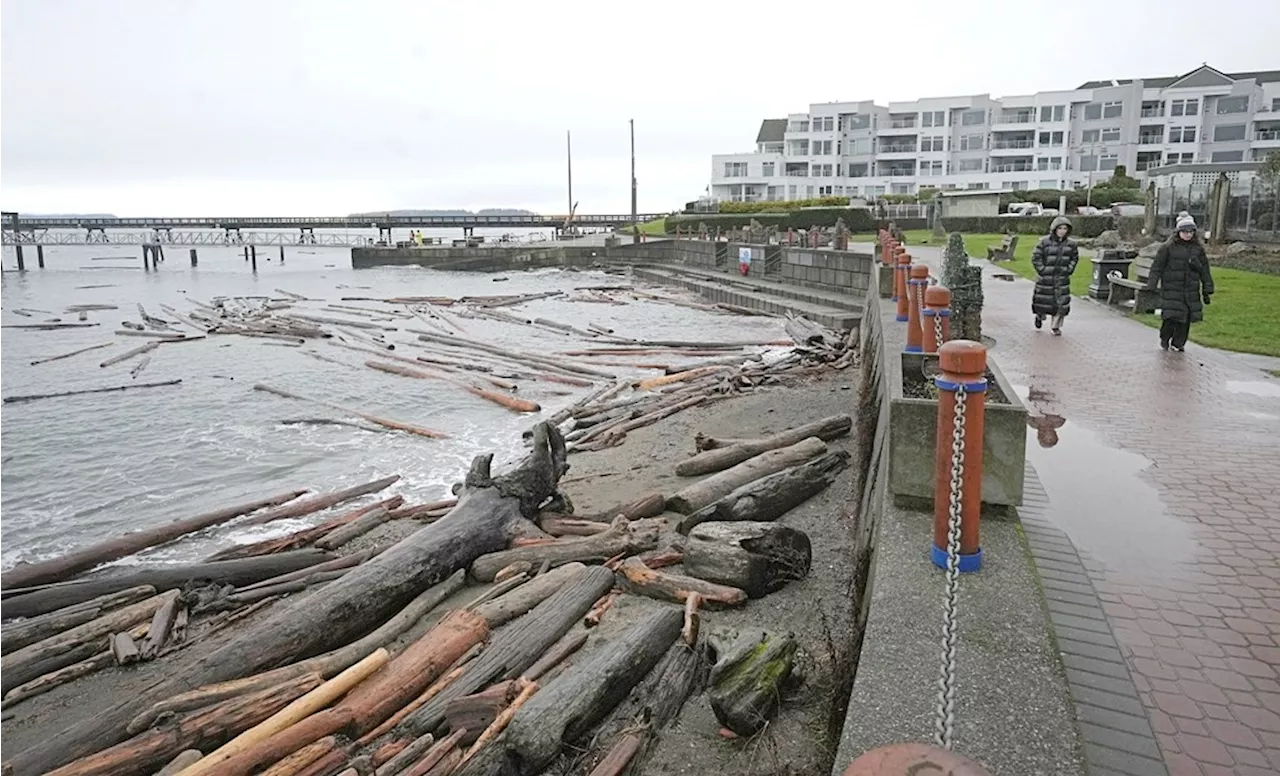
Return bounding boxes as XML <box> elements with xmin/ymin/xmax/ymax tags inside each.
<box><xmin>0</xmin><ymin>241</ymin><xmax>785</xmax><ymax>570</ymax></box>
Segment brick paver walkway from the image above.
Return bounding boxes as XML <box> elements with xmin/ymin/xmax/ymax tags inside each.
<box><xmin>910</xmin><ymin>246</ymin><xmax>1280</xmax><ymax>776</ymax></box>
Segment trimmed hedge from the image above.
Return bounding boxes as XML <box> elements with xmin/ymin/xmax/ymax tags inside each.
<box><xmin>715</xmin><ymin>196</ymin><xmax>848</xmax><ymax>214</ymax></box>
<box><xmin>940</xmin><ymin>215</ymin><xmax>1115</xmax><ymax>238</ymax></box>
<box><xmin>665</xmin><ymin>208</ymin><xmax>875</xmax><ymax>234</ymax></box>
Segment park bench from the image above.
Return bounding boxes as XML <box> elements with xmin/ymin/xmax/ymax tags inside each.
<box><xmin>986</xmin><ymin>234</ymin><xmax>1018</xmax><ymax>262</ymax></box>
<box><xmin>1106</xmin><ymin>254</ymin><xmax>1158</xmax><ymax>314</ymax></box>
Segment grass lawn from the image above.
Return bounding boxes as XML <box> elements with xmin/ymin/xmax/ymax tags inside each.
<box><xmin>1132</xmin><ymin>268</ymin><xmax>1280</xmax><ymax>358</ymax></box>
<box><xmin>616</xmin><ymin>217</ymin><xmax>666</xmax><ymax>236</ymax></box>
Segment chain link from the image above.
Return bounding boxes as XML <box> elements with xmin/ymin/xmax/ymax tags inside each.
<box><xmin>934</xmin><ymin>384</ymin><xmax>967</xmax><ymax>751</ymax></box>
<box><xmin>933</xmin><ymin>312</ymin><xmax>945</xmax><ymax>352</ymax></box>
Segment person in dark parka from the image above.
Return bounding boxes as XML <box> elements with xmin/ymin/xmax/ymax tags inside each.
<box><xmin>1031</xmin><ymin>215</ymin><xmax>1079</xmax><ymax>335</ymax></box>
<box><xmin>1146</xmin><ymin>214</ymin><xmax>1214</xmax><ymax>351</ymax></box>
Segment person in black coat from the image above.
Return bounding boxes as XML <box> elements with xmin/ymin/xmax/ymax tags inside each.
<box><xmin>1031</xmin><ymin>216</ymin><xmax>1079</xmax><ymax>335</ymax></box>
<box><xmin>1146</xmin><ymin>215</ymin><xmax>1215</xmax><ymax>352</ymax></box>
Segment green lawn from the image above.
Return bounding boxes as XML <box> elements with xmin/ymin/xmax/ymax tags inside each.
<box><xmin>616</xmin><ymin>217</ymin><xmax>666</xmax><ymax>236</ymax></box>
<box><xmin>1133</xmin><ymin>268</ymin><xmax>1280</xmax><ymax>358</ymax></box>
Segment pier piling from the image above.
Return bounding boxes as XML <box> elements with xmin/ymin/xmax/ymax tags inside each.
<box><xmin>36</xmin><ymin>245</ymin><xmax>45</xmax><ymax>269</ymax></box>
<box><xmin>251</xmin><ymin>245</ymin><xmax>258</xmax><ymax>273</ymax></box>
<box><xmin>190</xmin><ymin>249</ymin><xmax>198</xmax><ymax>267</ymax></box>
<box><xmin>15</xmin><ymin>245</ymin><xmax>25</xmax><ymax>271</ymax></box>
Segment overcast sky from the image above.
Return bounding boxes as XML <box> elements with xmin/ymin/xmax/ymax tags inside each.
<box><xmin>3</xmin><ymin>0</ymin><xmax>1278</xmax><ymax>216</ymax></box>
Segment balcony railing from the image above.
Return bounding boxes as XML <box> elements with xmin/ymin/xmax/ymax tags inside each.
<box><xmin>1256</xmin><ymin>130</ymin><xmax>1280</xmax><ymax>141</ymax></box>
<box><xmin>784</xmin><ymin>170</ymin><xmax>809</xmax><ymax>177</ymax></box>
<box><xmin>991</xmin><ymin>140</ymin><xmax>1034</xmax><ymax>150</ymax></box>
<box><xmin>1141</xmin><ymin>108</ymin><xmax>1165</xmax><ymax>118</ymax></box>
<box><xmin>888</xmin><ymin>119</ymin><xmax>917</xmax><ymax>129</ymax></box>
<box><xmin>1139</xmin><ymin>136</ymin><xmax>1165</xmax><ymax>145</ymax></box>
<box><xmin>878</xmin><ymin>169</ymin><xmax>917</xmax><ymax>177</ymax></box>
<box><xmin>991</xmin><ymin>165</ymin><xmax>1034</xmax><ymax>173</ymax></box>
<box><xmin>994</xmin><ymin>114</ymin><xmax>1036</xmax><ymax>124</ymax></box>
<box><xmin>879</xmin><ymin>144</ymin><xmax>918</xmax><ymax>153</ymax></box>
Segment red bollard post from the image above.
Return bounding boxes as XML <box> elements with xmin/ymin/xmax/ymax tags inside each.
<box><xmin>884</xmin><ymin>238</ymin><xmax>898</xmax><ymax>267</ymax></box>
<box><xmin>921</xmin><ymin>286</ymin><xmax>952</xmax><ymax>355</ymax></box>
<box><xmin>905</xmin><ymin>264</ymin><xmax>930</xmax><ymax>352</ymax></box>
<box><xmin>895</xmin><ymin>251</ymin><xmax>912</xmax><ymax>322</ymax></box>
<box><xmin>932</xmin><ymin>340</ymin><xmax>986</xmax><ymax>573</ymax></box>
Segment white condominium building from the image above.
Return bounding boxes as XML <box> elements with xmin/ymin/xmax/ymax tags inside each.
<box><xmin>709</xmin><ymin>65</ymin><xmax>1280</xmax><ymax>203</ymax></box>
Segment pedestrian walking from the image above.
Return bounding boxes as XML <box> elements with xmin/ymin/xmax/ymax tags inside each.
<box><xmin>1031</xmin><ymin>215</ymin><xmax>1079</xmax><ymax>335</ymax></box>
<box><xmin>1146</xmin><ymin>215</ymin><xmax>1214</xmax><ymax>352</ymax></box>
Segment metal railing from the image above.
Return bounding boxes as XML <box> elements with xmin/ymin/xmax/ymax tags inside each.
<box><xmin>1139</xmin><ymin>136</ymin><xmax>1165</xmax><ymax>145</ymax></box>
<box><xmin>888</xmin><ymin>119</ymin><xmax>918</xmax><ymax>129</ymax></box>
<box><xmin>990</xmin><ymin>165</ymin><xmax>1035</xmax><ymax>173</ymax></box>
<box><xmin>994</xmin><ymin>114</ymin><xmax>1036</xmax><ymax>124</ymax></box>
<box><xmin>1256</xmin><ymin>130</ymin><xmax>1280</xmax><ymax>141</ymax></box>
<box><xmin>879</xmin><ymin>144</ymin><xmax>918</xmax><ymax>153</ymax></box>
<box><xmin>990</xmin><ymin>140</ymin><xmax>1034</xmax><ymax>150</ymax></box>
<box><xmin>1140</xmin><ymin>108</ymin><xmax>1165</xmax><ymax>118</ymax></box>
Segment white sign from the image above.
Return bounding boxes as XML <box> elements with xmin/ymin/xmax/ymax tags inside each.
<box><xmin>738</xmin><ymin>247</ymin><xmax>752</xmax><ymax>264</ymax></box>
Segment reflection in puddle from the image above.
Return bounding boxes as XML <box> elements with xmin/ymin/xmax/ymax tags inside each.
<box><xmin>1225</xmin><ymin>380</ymin><xmax>1280</xmax><ymax>399</ymax></box>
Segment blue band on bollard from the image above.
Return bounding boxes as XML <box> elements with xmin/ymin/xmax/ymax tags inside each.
<box><xmin>933</xmin><ymin>378</ymin><xmax>989</xmax><ymax>393</ymax></box>
<box><xmin>937</xmin><ymin>310</ymin><xmax>951</xmax><ymax>317</ymax></box>
<box><xmin>905</xmin><ymin>345</ymin><xmax>923</xmax><ymax>353</ymax></box>
<box><xmin>932</xmin><ymin>544</ymin><xmax>983</xmax><ymax>572</ymax></box>
<box><xmin>896</xmin><ymin>314</ymin><xmax>909</xmax><ymax>322</ymax></box>
<box><xmin>922</xmin><ymin>309</ymin><xmax>936</xmax><ymax>317</ymax></box>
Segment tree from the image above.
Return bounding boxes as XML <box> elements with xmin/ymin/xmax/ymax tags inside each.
<box><xmin>1260</xmin><ymin>150</ymin><xmax>1280</xmax><ymax>193</ymax></box>
<box><xmin>941</xmin><ymin>233</ymin><xmax>983</xmax><ymax>341</ymax></box>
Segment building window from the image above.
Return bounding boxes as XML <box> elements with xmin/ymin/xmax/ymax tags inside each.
<box><xmin>1170</xmin><ymin>99</ymin><xmax>1199</xmax><ymax>117</ymax></box>
<box><xmin>762</xmin><ymin>162</ymin><xmax>775</xmax><ymax>177</ymax></box>
<box><xmin>788</xmin><ymin>120</ymin><xmax>809</xmax><ymax>133</ymax></box>
<box><xmin>1037</xmin><ymin>157</ymin><xmax>1063</xmax><ymax>171</ymax></box>
<box><xmin>1211</xmin><ymin>150</ymin><xmax>1245</xmax><ymax>163</ymax></box>
<box><xmin>1273</xmin><ymin>97</ymin><xmax>1280</xmax><ymax>112</ymax></box>
<box><xmin>961</xmin><ymin>109</ymin><xmax>986</xmax><ymax>126</ymax></box>
<box><xmin>919</xmin><ymin>160</ymin><xmax>944</xmax><ymax>176</ymax></box>
<box><xmin>1039</xmin><ymin>179</ymin><xmax>1059</xmax><ymax>189</ymax></box>
<box><xmin>1079</xmin><ymin>155</ymin><xmax>1099</xmax><ymax>172</ymax></box>
<box><xmin>822</xmin><ymin>164</ymin><xmax>837</xmax><ymax>177</ymax></box>
<box><xmin>1216</xmin><ymin>96</ymin><xmax>1249</xmax><ymax>115</ymax></box>
<box><xmin>1038</xmin><ymin>131</ymin><xmax>1064</xmax><ymax>146</ymax></box>
<box><xmin>1165</xmin><ymin>152</ymin><xmax>1194</xmax><ymax>164</ymax></box>
<box><xmin>1084</xmin><ymin>103</ymin><xmax>1102</xmax><ymax>121</ymax></box>
<box><xmin>1169</xmin><ymin>126</ymin><xmax>1197</xmax><ymax>143</ymax></box>
<box><xmin>958</xmin><ymin>158</ymin><xmax>984</xmax><ymax>172</ymax></box>
<box><xmin>812</xmin><ymin>139</ymin><xmax>833</xmax><ymax>155</ymax></box>
<box><xmin>1081</xmin><ymin>129</ymin><xmax>1100</xmax><ymax>143</ymax></box>
<box><xmin>959</xmin><ymin>133</ymin><xmax>984</xmax><ymax>151</ymax></box>
<box><xmin>1101</xmin><ymin>127</ymin><xmax>1121</xmax><ymax>142</ymax></box>
<box><xmin>849</xmin><ymin>137</ymin><xmax>872</xmax><ymax>155</ymax></box>
<box><xmin>813</xmin><ymin>116</ymin><xmax>835</xmax><ymax>132</ymax></box>
<box><xmin>921</xmin><ymin>136</ymin><xmax>945</xmax><ymax>152</ymax></box>
<box><xmin>816</xmin><ymin>185</ymin><xmax>834</xmax><ymax>196</ymax></box>
<box><xmin>921</xmin><ymin>110</ymin><xmax>946</xmax><ymax>127</ymax></box>
<box><xmin>1103</xmin><ymin>101</ymin><xmax>1123</xmax><ymax>119</ymax></box>
<box><xmin>1039</xmin><ymin>105</ymin><xmax>1065</xmax><ymax>122</ymax></box>
<box><xmin>1213</xmin><ymin>124</ymin><xmax>1246</xmax><ymax>142</ymax></box>
<box><xmin>1001</xmin><ymin>181</ymin><xmax>1029</xmax><ymax>191</ymax></box>
<box><xmin>966</xmin><ymin>182</ymin><xmax>989</xmax><ymax>190</ymax></box>
<box><xmin>724</xmin><ymin>162</ymin><xmax>748</xmax><ymax>177</ymax></box>
<box><xmin>1099</xmin><ymin>154</ymin><xmax>1119</xmax><ymax>172</ymax></box>
<box><xmin>839</xmin><ymin>114</ymin><xmax>870</xmax><ymax>130</ymax></box>
<box><xmin>848</xmin><ymin>163</ymin><xmax>868</xmax><ymax>177</ymax></box>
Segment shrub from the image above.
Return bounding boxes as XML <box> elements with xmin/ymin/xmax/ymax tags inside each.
<box><xmin>711</xmin><ymin>197</ymin><xmax>848</xmax><ymax>214</ymax></box>
<box><xmin>941</xmin><ymin>215</ymin><xmax>1115</xmax><ymax>238</ymax></box>
<box><xmin>787</xmin><ymin>207</ymin><xmax>876</xmax><ymax>231</ymax></box>
<box><xmin>665</xmin><ymin>208</ymin><xmax>875</xmax><ymax>234</ymax></box>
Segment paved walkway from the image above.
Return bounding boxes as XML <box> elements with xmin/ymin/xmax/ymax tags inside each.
<box><xmin>909</xmin><ymin>246</ymin><xmax>1280</xmax><ymax>776</ymax></box>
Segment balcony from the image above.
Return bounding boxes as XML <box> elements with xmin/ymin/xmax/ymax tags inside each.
<box><xmin>1139</xmin><ymin>135</ymin><xmax>1165</xmax><ymax>145</ymax></box>
<box><xmin>1255</xmin><ymin>129</ymin><xmax>1280</xmax><ymax>143</ymax></box>
<box><xmin>991</xmin><ymin>164</ymin><xmax>1035</xmax><ymax>174</ymax></box>
<box><xmin>1141</xmin><ymin>108</ymin><xmax>1165</xmax><ymax>118</ymax></box>
<box><xmin>994</xmin><ymin>112</ymin><xmax>1036</xmax><ymax>125</ymax></box>
<box><xmin>878</xmin><ymin>143</ymin><xmax>918</xmax><ymax>154</ymax></box>
<box><xmin>878</xmin><ymin>169</ymin><xmax>918</xmax><ymax>177</ymax></box>
<box><xmin>887</xmin><ymin>118</ymin><xmax>918</xmax><ymax>129</ymax></box>
<box><xmin>990</xmin><ymin>139</ymin><xmax>1034</xmax><ymax>150</ymax></box>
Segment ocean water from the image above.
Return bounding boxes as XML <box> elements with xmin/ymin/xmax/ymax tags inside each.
<box><xmin>0</xmin><ymin>241</ymin><xmax>785</xmax><ymax>571</ymax></box>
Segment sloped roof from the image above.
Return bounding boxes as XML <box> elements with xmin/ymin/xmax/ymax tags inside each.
<box><xmin>755</xmin><ymin>119</ymin><xmax>787</xmax><ymax>143</ymax></box>
<box><xmin>1076</xmin><ymin>65</ymin><xmax>1280</xmax><ymax>90</ymax></box>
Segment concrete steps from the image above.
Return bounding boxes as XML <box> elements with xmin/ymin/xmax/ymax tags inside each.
<box><xmin>632</xmin><ymin>265</ymin><xmax>861</xmax><ymax>330</ymax></box>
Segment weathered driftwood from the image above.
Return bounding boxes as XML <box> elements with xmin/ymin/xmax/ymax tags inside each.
<box><xmin>398</xmin><ymin>729</ymin><xmax>466</xmax><ymax>776</ymax></box>
<box><xmin>505</xmin><ymin>606</ymin><xmax>684</xmax><ymax>772</ymax></box>
<box><xmin>258</xmin><ymin>735</ymin><xmax>337</xmax><ymax>776</ymax></box>
<box><xmin>125</xmin><ymin>572</ymin><xmax>464</xmax><ymax>736</ymax></box>
<box><xmin>472</xmin><ymin>562</ymin><xmax>586</xmax><ymax>628</ymax></box>
<box><xmin>372</xmin><ymin>732</ymin><xmax>434</xmax><ymax>775</ymax></box>
<box><xmin>154</xmin><ymin>749</ymin><xmax>202</xmax><ymax>776</ymax></box>
<box><xmin>416</xmin><ymin>331</ymin><xmax>613</xmax><ymax>380</ymax></box>
<box><xmin>443</xmin><ymin>681</ymin><xmax>518</xmax><ymax>745</ymax></box>
<box><xmin>538</xmin><ymin>517</ymin><xmax>608</xmax><ymax>537</ymax></box>
<box><xmin>2</xmin><ymin>322</ymin><xmax>100</xmax><ymax>330</ymax></box>
<box><xmin>240</xmin><ymin>477</ymin><xmax>401</xmax><ymax>526</ymax></box>
<box><xmin>2</xmin><ymin>379</ymin><xmax>182</xmax><ymax>405</ymax></box>
<box><xmin>110</xmin><ymin>632</ymin><xmax>141</xmax><ymax>666</ymax></box>
<box><xmin>221</xmin><ymin>568</ymin><xmax>351</xmax><ymax>607</ymax></box>
<box><xmin>469</xmin><ymin>517</ymin><xmax>659</xmax><ymax>582</ymax></box>
<box><xmin>675</xmin><ymin>414</ymin><xmax>851</xmax><ymax>477</ymax></box>
<box><xmin>254</xmin><ymin>384</ymin><xmax>449</xmax><ymax>439</ymax></box>
<box><xmin>30</xmin><ymin>342</ymin><xmax>114</xmax><ymax>366</ymax></box>
<box><xmin>684</xmin><ymin>522</ymin><xmax>812</xmax><ymax>598</ymax></box>
<box><xmin>665</xmin><ymin>437</ymin><xmax>828</xmax><ymax>515</ymax></box>
<box><xmin>1</xmin><ymin>551</ymin><xmax>333</xmax><ymax>620</ymax></box>
<box><xmin>354</xmin><ymin>643</ymin><xmax>481</xmax><ymax>748</ymax></box>
<box><xmin>664</xmin><ymin>353</ymin><xmax>762</xmax><ymax>375</ymax></box>
<box><xmin>400</xmin><ymin>565</ymin><xmax>615</xmax><ymax>737</ymax></box>
<box><xmin>677</xmin><ymin>450</ymin><xmax>850</xmax><ymax>534</ymax></box>
<box><xmin>209</xmin><ymin>497</ymin><xmax>403</xmax><ymax>560</ymax></box>
<box><xmin>140</xmin><ymin>592</ymin><xmax>183</xmax><ymax>659</ymax></box>
<box><xmin>366</xmin><ymin>360</ymin><xmax>541</xmax><ymax>414</ymax></box>
<box><xmin>99</xmin><ymin>342</ymin><xmax>160</xmax><ymax>368</ymax></box>
<box><xmin>43</xmin><ymin>676</ymin><xmax>322</xmax><ymax>776</ymax></box>
<box><xmin>234</xmin><ymin>550</ymin><xmax>375</xmax><ymax>593</ymax></box>
<box><xmin>1</xmin><ymin>585</ymin><xmax>156</xmax><ymax>654</ymax></box>
<box><xmin>589</xmin><ymin>492</ymin><xmax>666</xmax><ymax>522</ymax></box>
<box><xmin>315</xmin><ymin>507</ymin><xmax>391</xmax><ymax>551</ymax></box>
<box><xmin>708</xmin><ymin>630</ymin><xmax>798</xmax><ymax>736</ymax></box>
<box><xmin>1</xmin><ymin>650</ymin><xmax>113</xmax><ymax>709</ymax></box>
<box><xmin>614</xmin><ymin>557</ymin><xmax>746</xmax><ymax>609</ymax></box>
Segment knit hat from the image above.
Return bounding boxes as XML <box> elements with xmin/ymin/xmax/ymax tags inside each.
<box><xmin>1176</xmin><ymin>215</ymin><xmax>1196</xmax><ymax>232</ymax></box>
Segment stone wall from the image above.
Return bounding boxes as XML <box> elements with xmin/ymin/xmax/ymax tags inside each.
<box><xmin>350</xmin><ymin>244</ymin><xmax>610</xmax><ymax>271</ymax></box>
<box><xmin>780</xmin><ymin>247</ymin><xmax>874</xmax><ymax>298</ymax></box>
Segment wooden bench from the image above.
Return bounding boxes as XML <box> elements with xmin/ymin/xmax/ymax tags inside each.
<box><xmin>986</xmin><ymin>234</ymin><xmax>1018</xmax><ymax>262</ymax></box>
<box><xmin>1106</xmin><ymin>254</ymin><xmax>1158</xmax><ymax>314</ymax></box>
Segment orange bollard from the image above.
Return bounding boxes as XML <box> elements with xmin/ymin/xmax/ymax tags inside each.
<box><xmin>842</xmin><ymin>743</ymin><xmax>991</xmax><ymax>776</ymax></box>
<box><xmin>905</xmin><ymin>265</ymin><xmax>930</xmax><ymax>352</ymax></box>
<box><xmin>883</xmin><ymin>237</ymin><xmax>898</xmax><ymax>267</ymax></box>
<box><xmin>894</xmin><ymin>251</ymin><xmax>912</xmax><ymax>322</ymax></box>
<box><xmin>932</xmin><ymin>340</ymin><xmax>986</xmax><ymax>572</ymax></box>
<box><xmin>921</xmin><ymin>285</ymin><xmax>952</xmax><ymax>355</ymax></box>
<box><xmin>879</xmin><ymin>231</ymin><xmax>891</xmax><ymax>265</ymax></box>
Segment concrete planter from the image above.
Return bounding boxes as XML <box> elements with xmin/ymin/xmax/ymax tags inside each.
<box><xmin>888</xmin><ymin>351</ymin><xmax>1027</xmax><ymax>507</ymax></box>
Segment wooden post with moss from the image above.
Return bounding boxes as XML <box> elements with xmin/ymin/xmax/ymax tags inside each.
<box><xmin>941</xmin><ymin>232</ymin><xmax>983</xmax><ymax>342</ymax></box>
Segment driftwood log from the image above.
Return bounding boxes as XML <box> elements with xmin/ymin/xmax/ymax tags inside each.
<box><xmin>399</xmin><ymin>565</ymin><xmax>615</xmax><ymax>737</ymax></box>
<box><xmin>677</xmin><ymin>451</ymin><xmax>850</xmax><ymax>534</ymax></box>
<box><xmin>614</xmin><ymin>557</ymin><xmax>746</xmax><ymax>609</ymax></box>
<box><xmin>314</xmin><ymin>507</ymin><xmax>391</xmax><ymax>551</ymax></box>
<box><xmin>469</xmin><ymin>518</ymin><xmax>659</xmax><ymax>582</ymax></box>
<box><xmin>665</xmin><ymin>437</ymin><xmax>827</xmax><ymax>515</ymax></box>
<box><xmin>6</xmin><ymin>423</ymin><xmax>569</xmax><ymax>776</ymax></box>
<box><xmin>0</xmin><ymin>490</ymin><xmax>308</xmax><ymax>590</ymax></box>
<box><xmin>684</xmin><ymin>522</ymin><xmax>812</xmax><ymax>598</ymax></box>
<box><xmin>240</xmin><ymin>476</ymin><xmax>401</xmax><ymax>526</ymax></box>
<box><xmin>0</xmin><ymin>585</ymin><xmax>155</xmax><ymax>655</ymax></box>
<box><xmin>504</xmin><ymin>606</ymin><xmax>684</xmax><ymax>772</ymax></box>
<box><xmin>471</xmin><ymin>562</ymin><xmax>586</xmax><ymax>628</ymax></box>
<box><xmin>708</xmin><ymin>630</ymin><xmax>798</xmax><ymax>737</ymax></box>
<box><xmin>207</xmin><ymin>497</ymin><xmax>403</xmax><ymax>561</ymax></box>
<box><xmin>675</xmin><ymin>415</ymin><xmax>851</xmax><ymax>477</ymax></box>
<box><xmin>1</xmin><ymin>550</ymin><xmax>334</xmax><ymax>620</ymax></box>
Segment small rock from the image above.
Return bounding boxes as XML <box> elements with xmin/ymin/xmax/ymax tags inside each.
<box><xmin>1225</xmin><ymin>241</ymin><xmax>1252</xmax><ymax>256</ymax></box>
<box><xmin>1094</xmin><ymin>230</ymin><xmax>1121</xmax><ymax>248</ymax></box>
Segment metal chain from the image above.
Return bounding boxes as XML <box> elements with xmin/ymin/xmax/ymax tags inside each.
<box><xmin>934</xmin><ymin>384</ymin><xmax>967</xmax><ymax>751</ymax></box>
<box><xmin>934</xmin><ymin>312</ymin><xmax>945</xmax><ymax>351</ymax></box>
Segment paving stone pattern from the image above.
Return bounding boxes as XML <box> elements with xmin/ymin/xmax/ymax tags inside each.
<box><xmin>910</xmin><ymin>246</ymin><xmax>1280</xmax><ymax>776</ymax></box>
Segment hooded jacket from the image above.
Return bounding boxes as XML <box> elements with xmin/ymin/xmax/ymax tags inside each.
<box><xmin>1147</xmin><ymin>234</ymin><xmax>1214</xmax><ymax>323</ymax></box>
<box><xmin>1031</xmin><ymin>216</ymin><xmax>1079</xmax><ymax>317</ymax></box>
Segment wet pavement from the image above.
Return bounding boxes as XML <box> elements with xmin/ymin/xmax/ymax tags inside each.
<box><xmin>909</xmin><ymin>246</ymin><xmax>1280</xmax><ymax>776</ymax></box>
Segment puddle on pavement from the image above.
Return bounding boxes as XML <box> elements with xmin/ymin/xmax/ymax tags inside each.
<box><xmin>1012</xmin><ymin>385</ymin><xmax>1197</xmax><ymax>572</ymax></box>
<box><xmin>1225</xmin><ymin>380</ymin><xmax>1280</xmax><ymax>399</ymax></box>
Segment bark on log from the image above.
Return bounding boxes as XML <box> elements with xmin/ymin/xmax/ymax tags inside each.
<box><xmin>587</xmin><ymin>493</ymin><xmax>666</xmax><ymax>523</ymax></box>
<box><xmin>2</xmin><ymin>379</ymin><xmax>181</xmax><ymax>405</ymax></box>
<box><xmin>538</xmin><ymin>517</ymin><xmax>608</xmax><ymax>537</ymax></box>
<box><xmin>674</xmin><ymin>415</ymin><xmax>851</xmax><ymax>477</ymax></box>
<box><xmin>258</xmin><ymin>736</ymin><xmax>337</xmax><ymax>776</ymax></box>
<box><xmin>241</xmin><ymin>478</ymin><xmax>401</xmax><ymax>526</ymax></box>
<box><xmin>470</xmin><ymin>518</ymin><xmax>658</xmax><ymax>582</ymax></box>
<box><xmin>6</xmin><ymin>424</ymin><xmax>568</xmax><ymax>776</ymax></box>
<box><xmin>1</xmin><ymin>585</ymin><xmax>155</xmax><ymax>654</ymax></box>
<box><xmin>111</xmin><ymin>632</ymin><xmax>141</xmax><ymax>665</ymax></box>
<box><xmin>2</xmin><ymin>551</ymin><xmax>333</xmax><ymax>619</ymax></box>
<box><xmin>141</xmin><ymin>595</ymin><xmax>183</xmax><ymax>659</ymax></box>
<box><xmin>663</xmin><ymin>353</ymin><xmax>762</xmax><ymax>375</ymax></box>
<box><xmin>664</xmin><ymin>437</ymin><xmax>828</xmax><ymax>515</ymax></box>
<box><xmin>373</xmin><ymin>732</ymin><xmax>434</xmax><ymax>775</ymax></box>
<box><xmin>398</xmin><ymin>729</ymin><xmax>466</xmax><ymax>776</ymax></box>
<box><xmin>676</xmin><ymin>451</ymin><xmax>850</xmax><ymax>534</ymax></box>
<box><xmin>124</xmin><ymin>572</ymin><xmax>464</xmax><ymax>736</ymax></box>
<box><xmin>614</xmin><ymin>558</ymin><xmax>746</xmax><ymax>609</ymax></box>
<box><xmin>1</xmin><ymin>650</ymin><xmax>114</xmax><ymax>709</ymax></box>
<box><xmin>315</xmin><ymin>508</ymin><xmax>391</xmax><ymax>551</ymax></box>
<box><xmin>442</xmin><ymin>681</ymin><xmax>518</xmax><ymax>745</ymax></box>
<box><xmin>154</xmin><ymin>750</ymin><xmax>202</xmax><ymax>776</ymax></box>
<box><xmin>209</xmin><ymin>497</ymin><xmax>404</xmax><ymax>561</ymax></box>
<box><xmin>505</xmin><ymin>606</ymin><xmax>684</xmax><ymax>773</ymax></box>
<box><xmin>1</xmin><ymin>491</ymin><xmax>308</xmax><ymax>590</ymax></box>
<box><xmin>708</xmin><ymin>630</ymin><xmax>797</xmax><ymax>737</ymax></box>
<box><xmin>399</xmin><ymin>565</ymin><xmax>615</xmax><ymax>737</ymax></box>
<box><xmin>234</xmin><ymin>550</ymin><xmax>374</xmax><ymax>593</ymax></box>
<box><xmin>472</xmin><ymin>562</ymin><xmax>585</xmax><ymax>628</ymax></box>
<box><xmin>43</xmin><ymin>675</ymin><xmax>322</xmax><ymax>776</ymax></box>
<box><xmin>684</xmin><ymin>522</ymin><xmax>812</xmax><ymax>598</ymax></box>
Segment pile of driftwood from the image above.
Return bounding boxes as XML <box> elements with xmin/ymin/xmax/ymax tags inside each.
<box><xmin>2</xmin><ymin>407</ymin><xmax>852</xmax><ymax>776</ymax></box>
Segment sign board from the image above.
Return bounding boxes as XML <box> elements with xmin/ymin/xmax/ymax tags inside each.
<box><xmin>738</xmin><ymin>247</ymin><xmax>753</xmax><ymax>265</ymax></box>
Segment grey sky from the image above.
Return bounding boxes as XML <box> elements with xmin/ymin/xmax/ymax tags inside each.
<box><xmin>3</xmin><ymin>0</ymin><xmax>1278</xmax><ymax>215</ymax></box>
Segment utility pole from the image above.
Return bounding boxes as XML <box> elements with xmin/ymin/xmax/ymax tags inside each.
<box><xmin>630</xmin><ymin>119</ymin><xmax>638</xmax><ymax>243</ymax></box>
<box><xmin>566</xmin><ymin>130</ymin><xmax>574</xmax><ymax>226</ymax></box>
